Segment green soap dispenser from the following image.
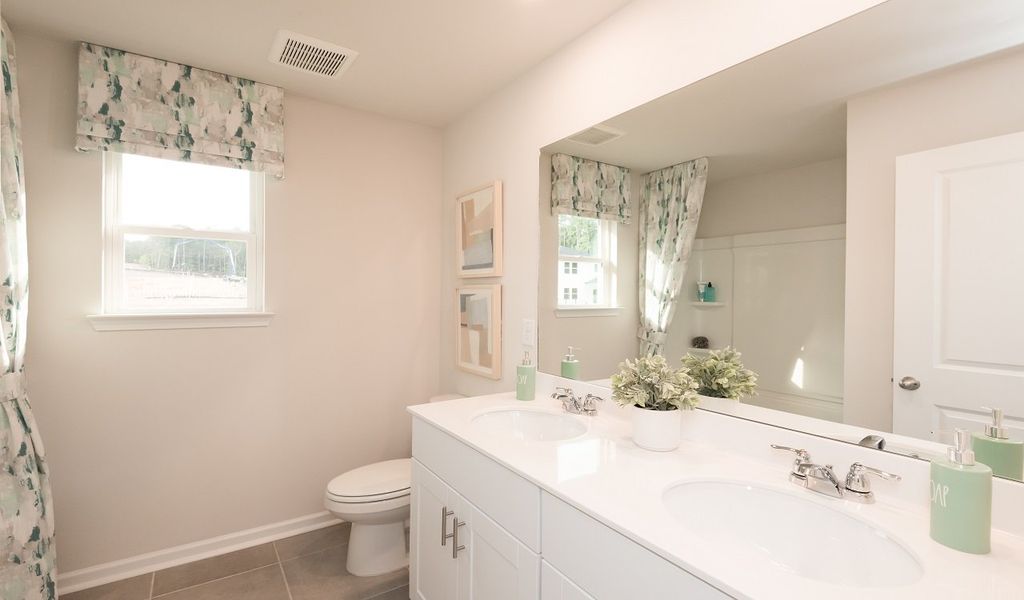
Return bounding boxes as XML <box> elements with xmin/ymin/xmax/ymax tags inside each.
<box><xmin>973</xmin><ymin>407</ymin><xmax>1024</xmax><ymax>481</ymax></box>
<box><xmin>560</xmin><ymin>346</ymin><xmax>580</xmax><ymax>380</ymax></box>
<box><xmin>516</xmin><ymin>351</ymin><xmax>536</xmax><ymax>401</ymax></box>
<box><xmin>930</xmin><ymin>429</ymin><xmax>992</xmax><ymax>554</ymax></box>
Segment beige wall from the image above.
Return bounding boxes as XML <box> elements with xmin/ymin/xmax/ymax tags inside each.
<box><xmin>698</xmin><ymin>158</ymin><xmax>846</xmax><ymax>238</ymax></box>
<box><xmin>537</xmin><ymin>154</ymin><xmax>639</xmax><ymax>379</ymax></box>
<box><xmin>440</xmin><ymin>0</ymin><xmax>885</xmax><ymax>397</ymax></box>
<box><xmin>845</xmin><ymin>47</ymin><xmax>1024</xmax><ymax>430</ymax></box>
<box><xmin>19</xmin><ymin>32</ymin><xmax>442</xmax><ymax>572</ymax></box>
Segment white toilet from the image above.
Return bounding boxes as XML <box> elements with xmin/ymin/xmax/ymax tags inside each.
<box><xmin>324</xmin><ymin>394</ymin><xmax>464</xmax><ymax>576</ymax></box>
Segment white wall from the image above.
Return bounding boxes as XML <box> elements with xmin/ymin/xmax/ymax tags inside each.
<box><xmin>18</xmin><ymin>32</ymin><xmax>442</xmax><ymax>572</ymax></box>
<box><xmin>439</xmin><ymin>0</ymin><xmax>885</xmax><ymax>394</ymax></box>
<box><xmin>537</xmin><ymin>154</ymin><xmax>639</xmax><ymax>379</ymax></box>
<box><xmin>668</xmin><ymin>226</ymin><xmax>846</xmax><ymax>423</ymax></box>
<box><xmin>844</xmin><ymin>46</ymin><xmax>1024</xmax><ymax>430</ymax></box>
<box><xmin>697</xmin><ymin>158</ymin><xmax>846</xmax><ymax>238</ymax></box>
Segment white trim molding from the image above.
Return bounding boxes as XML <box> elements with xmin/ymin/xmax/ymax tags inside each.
<box><xmin>58</xmin><ymin>511</ymin><xmax>340</xmax><ymax>596</ymax></box>
<box><xmin>554</xmin><ymin>307</ymin><xmax>623</xmax><ymax>318</ymax></box>
<box><xmin>87</xmin><ymin>312</ymin><xmax>275</xmax><ymax>331</ymax></box>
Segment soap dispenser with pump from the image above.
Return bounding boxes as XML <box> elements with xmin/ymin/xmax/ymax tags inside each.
<box><xmin>516</xmin><ymin>351</ymin><xmax>536</xmax><ymax>401</ymax></box>
<box><xmin>929</xmin><ymin>428</ymin><xmax>992</xmax><ymax>554</ymax></box>
<box><xmin>973</xmin><ymin>407</ymin><xmax>1024</xmax><ymax>481</ymax></box>
<box><xmin>561</xmin><ymin>346</ymin><xmax>580</xmax><ymax>380</ymax></box>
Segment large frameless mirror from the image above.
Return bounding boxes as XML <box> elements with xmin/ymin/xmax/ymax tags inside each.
<box><xmin>534</xmin><ymin>0</ymin><xmax>1024</xmax><ymax>482</ymax></box>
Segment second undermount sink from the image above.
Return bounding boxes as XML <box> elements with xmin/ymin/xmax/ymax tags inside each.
<box><xmin>663</xmin><ymin>480</ymin><xmax>923</xmax><ymax>588</ymax></box>
<box><xmin>471</xmin><ymin>409</ymin><xmax>587</xmax><ymax>442</ymax></box>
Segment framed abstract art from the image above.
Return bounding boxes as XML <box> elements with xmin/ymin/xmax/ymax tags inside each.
<box><xmin>456</xmin><ymin>285</ymin><xmax>502</xmax><ymax>379</ymax></box>
<box><xmin>456</xmin><ymin>181</ymin><xmax>503</xmax><ymax>278</ymax></box>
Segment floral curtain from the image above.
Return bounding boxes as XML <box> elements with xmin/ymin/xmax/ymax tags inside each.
<box><xmin>76</xmin><ymin>43</ymin><xmax>285</xmax><ymax>178</ymax></box>
<box><xmin>551</xmin><ymin>153</ymin><xmax>631</xmax><ymax>223</ymax></box>
<box><xmin>0</xmin><ymin>20</ymin><xmax>57</xmax><ymax>600</ymax></box>
<box><xmin>637</xmin><ymin>157</ymin><xmax>709</xmax><ymax>356</ymax></box>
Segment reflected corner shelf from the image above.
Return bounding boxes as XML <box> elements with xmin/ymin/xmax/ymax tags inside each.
<box><xmin>689</xmin><ymin>301</ymin><xmax>725</xmax><ymax>307</ymax></box>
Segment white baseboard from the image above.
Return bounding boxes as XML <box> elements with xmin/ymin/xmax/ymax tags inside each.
<box><xmin>57</xmin><ymin>511</ymin><xmax>341</xmax><ymax>596</ymax></box>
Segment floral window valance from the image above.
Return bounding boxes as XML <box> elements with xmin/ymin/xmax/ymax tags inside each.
<box><xmin>551</xmin><ymin>153</ymin><xmax>631</xmax><ymax>224</ymax></box>
<box><xmin>76</xmin><ymin>43</ymin><xmax>285</xmax><ymax>178</ymax></box>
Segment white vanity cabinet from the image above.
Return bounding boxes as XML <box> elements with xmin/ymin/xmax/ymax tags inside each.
<box><xmin>541</xmin><ymin>561</ymin><xmax>596</xmax><ymax>600</ymax></box>
<box><xmin>411</xmin><ymin>417</ymin><xmax>729</xmax><ymax>600</ymax></box>
<box><xmin>412</xmin><ymin>419</ymin><xmax>541</xmax><ymax>600</ymax></box>
<box><xmin>411</xmin><ymin>460</ymin><xmax>540</xmax><ymax>600</ymax></box>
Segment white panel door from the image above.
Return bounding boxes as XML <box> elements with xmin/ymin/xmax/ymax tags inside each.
<box><xmin>894</xmin><ymin>130</ymin><xmax>1024</xmax><ymax>441</ymax></box>
<box><xmin>411</xmin><ymin>460</ymin><xmax>458</xmax><ymax>600</ymax></box>
<box><xmin>456</xmin><ymin>490</ymin><xmax>540</xmax><ymax>600</ymax></box>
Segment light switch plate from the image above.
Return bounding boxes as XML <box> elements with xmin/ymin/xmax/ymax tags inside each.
<box><xmin>521</xmin><ymin>318</ymin><xmax>536</xmax><ymax>347</ymax></box>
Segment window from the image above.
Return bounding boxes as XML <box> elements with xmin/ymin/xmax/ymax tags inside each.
<box><xmin>556</xmin><ymin>215</ymin><xmax>616</xmax><ymax>308</ymax></box>
<box><xmin>101</xmin><ymin>153</ymin><xmax>265</xmax><ymax>316</ymax></box>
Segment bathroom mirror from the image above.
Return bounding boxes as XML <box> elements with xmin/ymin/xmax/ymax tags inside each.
<box><xmin>534</xmin><ymin>0</ymin><xmax>1024</xmax><ymax>481</ymax></box>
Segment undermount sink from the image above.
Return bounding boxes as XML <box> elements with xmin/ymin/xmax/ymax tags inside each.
<box><xmin>471</xmin><ymin>409</ymin><xmax>587</xmax><ymax>442</ymax></box>
<box><xmin>663</xmin><ymin>480</ymin><xmax>922</xmax><ymax>588</ymax></box>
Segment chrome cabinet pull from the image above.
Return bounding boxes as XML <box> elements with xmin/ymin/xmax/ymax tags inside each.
<box><xmin>441</xmin><ymin>506</ymin><xmax>455</xmax><ymax>547</ymax></box>
<box><xmin>451</xmin><ymin>516</ymin><xmax>465</xmax><ymax>559</ymax></box>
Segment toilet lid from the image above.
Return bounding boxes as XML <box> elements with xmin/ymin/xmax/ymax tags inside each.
<box><xmin>327</xmin><ymin>458</ymin><xmax>411</xmax><ymax>502</ymax></box>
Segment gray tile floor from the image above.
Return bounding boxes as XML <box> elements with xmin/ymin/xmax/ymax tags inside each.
<box><xmin>64</xmin><ymin>523</ymin><xmax>409</xmax><ymax>600</ymax></box>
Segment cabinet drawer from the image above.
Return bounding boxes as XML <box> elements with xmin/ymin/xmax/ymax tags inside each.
<box><xmin>413</xmin><ymin>418</ymin><xmax>541</xmax><ymax>551</ymax></box>
<box><xmin>541</xmin><ymin>493</ymin><xmax>730</xmax><ymax>600</ymax></box>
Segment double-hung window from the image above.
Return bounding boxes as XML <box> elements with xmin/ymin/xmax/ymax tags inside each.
<box><xmin>556</xmin><ymin>215</ymin><xmax>617</xmax><ymax>308</ymax></box>
<box><xmin>100</xmin><ymin>153</ymin><xmax>265</xmax><ymax>318</ymax></box>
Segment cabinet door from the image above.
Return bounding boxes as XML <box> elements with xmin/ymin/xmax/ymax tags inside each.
<box><xmin>411</xmin><ymin>460</ymin><xmax>458</xmax><ymax>600</ymax></box>
<box><xmin>541</xmin><ymin>561</ymin><xmax>595</xmax><ymax>600</ymax></box>
<box><xmin>456</xmin><ymin>491</ymin><xmax>540</xmax><ymax>600</ymax></box>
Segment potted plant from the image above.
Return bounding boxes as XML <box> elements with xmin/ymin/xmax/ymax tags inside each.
<box><xmin>682</xmin><ymin>347</ymin><xmax>758</xmax><ymax>400</ymax></box>
<box><xmin>611</xmin><ymin>355</ymin><xmax>699</xmax><ymax>451</ymax></box>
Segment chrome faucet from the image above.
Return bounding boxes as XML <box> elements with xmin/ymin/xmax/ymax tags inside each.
<box><xmin>799</xmin><ymin>462</ymin><xmax>845</xmax><ymax>498</ymax></box>
<box><xmin>771</xmin><ymin>445</ymin><xmax>900</xmax><ymax>501</ymax></box>
<box><xmin>844</xmin><ymin>462</ymin><xmax>901</xmax><ymax>503</ymax></box>
<box><xmin>552</xmin><ymin>387</ymin><xmax>603</xmax><ymax>416</ymax></box>
<box><xmin>771</xmin><ymin>444</ymin><xmax>843</xmax><ymax>499</ymax></box>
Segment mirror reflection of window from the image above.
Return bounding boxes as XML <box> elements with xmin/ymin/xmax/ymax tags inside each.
<box><xmin>556</xmin><ymin>215</ymin><xmax>616</xmax><ymax>308</ymax></box>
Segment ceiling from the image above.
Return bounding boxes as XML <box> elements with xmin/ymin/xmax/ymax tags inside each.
<box><xmin>2</xmin><ymin>0</ymin><xmax>633</xmax><ymax>126</ymax></box>
<box><xmin>545</xmin><ymin>0</ymin><xmax>1024</xmax><ymax>183</ymax></box>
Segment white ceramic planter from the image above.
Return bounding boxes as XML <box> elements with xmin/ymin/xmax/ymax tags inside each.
<box><xmin>631</xmin><ymin>406</ymin><xmax>682</xmax><ymax>451</ymax></box>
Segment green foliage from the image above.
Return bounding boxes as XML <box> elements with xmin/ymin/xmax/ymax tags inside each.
<box><xmin>558</xmin><ymin>215</ymin><xmax>598</xmax><ymax>255</ymax></box>
<box><xmin>125</xmin><ymin>237</ymin><xmax>246</xmax><ymax>278</ymax></box>
<box><xmin>611</xmin><ymin>355</ymin><xmax>699</xmax><ymax>412</ymax></box>
<box><xmin>682</xmin><ymin>347</ymin><xmax>758</xmax><ymax>400</ymax></box>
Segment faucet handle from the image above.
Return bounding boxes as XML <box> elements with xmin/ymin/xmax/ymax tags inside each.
<box><xmin>845</xmin><ymin>463</ymin><xmax>900</xmax><ymax>501</ymax></box>
<box><xmin>770</xmin><ymin>444</ymin><xmax>811</xmax><ymax>461</ymax></box>
<box><xmin>580</xmin><ymin>393</ymin><xmax>604</xmax><ymax>415</ymax></box>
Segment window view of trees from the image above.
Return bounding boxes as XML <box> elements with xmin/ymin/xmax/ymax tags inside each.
<box><xmin>125</xmin><ymin>236</ymin><xmax>247</xmax><ymax>279</ymax></box>
<box><xmin>558</xmin><ymin>215</ymin><xmax>599</xmax><ymax>256</ymax></box>
<box><xmin>123</xmin><ymin>235</ymin><xmax>249</xmax><ymax>308</ymax></box>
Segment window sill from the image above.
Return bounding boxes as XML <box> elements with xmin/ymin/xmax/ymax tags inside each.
<box><xmin>554</xmin><ymin>306</ymin><xmax>623</xmax><ymax>318</ymax></box>
<box><xmin>86</xmin><ymin>312</ymin><xmax>275</xmax><ymax>331</ymax></box>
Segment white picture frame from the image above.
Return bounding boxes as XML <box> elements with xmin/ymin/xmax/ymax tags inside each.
<box><xmin>456</xmin><ymin>181</ymin><xmax>503</xmax><ymax>278</ymax></box>
<box><xmin>455</xmin><ymin>285</ymin><xmax>502</xmax><ymax>379</ymax></box>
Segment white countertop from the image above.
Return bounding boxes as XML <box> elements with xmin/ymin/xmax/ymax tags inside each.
<box><xmin>408</xmin><ymin>392</ymin><xmax>1024</xmax><ymax>600</ymax></box>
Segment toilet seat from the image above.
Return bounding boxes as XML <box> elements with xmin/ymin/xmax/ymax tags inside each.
<box><xmin>326</xmin><ymin>458</ymin><xmax>411</xmax><ymax>504</ymax></box>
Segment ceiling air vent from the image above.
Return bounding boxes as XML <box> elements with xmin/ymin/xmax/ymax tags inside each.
<box><xmin>268</xmin><ymin>30</ymin><xmax>358</xmax><ymax>78</ymax></box>
<box><xmin>567</xmin><ymin>124</ymin><xmax>624</xmax><ymax>146</ymax></box>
